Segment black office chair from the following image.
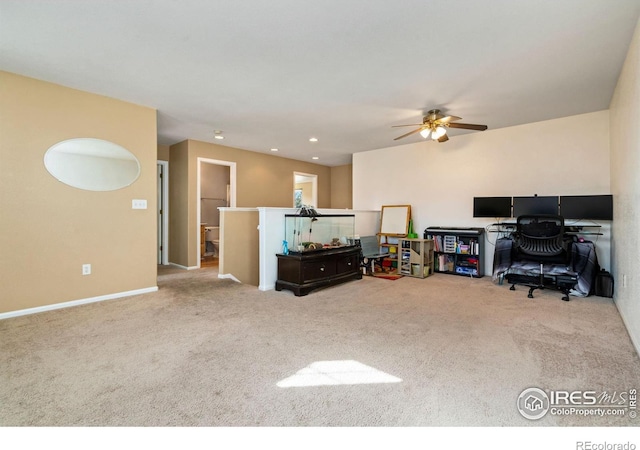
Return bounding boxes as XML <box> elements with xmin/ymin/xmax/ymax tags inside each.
<box><xmin>506</xmin><ymin>215</ymin><xmax>574</xmax><ymax>301</ymax></box>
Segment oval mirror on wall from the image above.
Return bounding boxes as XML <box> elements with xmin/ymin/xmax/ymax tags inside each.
<box><xmin>44</xmin><ymin>138</ymin><xmax>140</xmax><ymax>191</ymax></box>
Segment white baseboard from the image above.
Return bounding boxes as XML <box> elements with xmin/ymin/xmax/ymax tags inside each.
<box><xmin>218</xmin><ymin>273</ymin><xmax>241</xmax><ymax>283</ymax></box>
<box><xmin>168</xmin><ymin>262</ymin><xmax>199</xmax><ymax>270</ymax></box>
<box><xmin>259</xmin><ymin>283</ymin><xmax>275</xmax><ymax>291</ymax></box>
<box><xmin>0</xmin><ymin>286</ymin><xmax>159</xmax><ymax>320</ymax></box>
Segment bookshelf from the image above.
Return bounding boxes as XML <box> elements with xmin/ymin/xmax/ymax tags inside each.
<box><xmin>424</xmin><ymin>227</ymin><xmax>485</xmax><ymax>278</ymax></box>
<box><xmin>398</xmin><ymin>238</ymin><xmax>434</xmax><ymax>278</ymax></box>
<box><xmin>378</xmin><ymin>234</ymin><xmax>400</xmax><ymax>273</ymax></box>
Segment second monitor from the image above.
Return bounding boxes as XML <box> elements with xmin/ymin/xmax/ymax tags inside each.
<box><xmin>512</xmin><ymin>196</ymin><xmax>559</xmax><ymax>217</ymax></box>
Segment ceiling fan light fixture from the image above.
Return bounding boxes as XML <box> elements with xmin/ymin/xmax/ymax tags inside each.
<box><xmin>392</xmin><ymin>109</ymin><xmax>486</xmax><ymax>142</ymax></box>
<box><xmin>432</xmin><ymin>126</ymin><xmax>447</xmax><ymax>140</ymax></box>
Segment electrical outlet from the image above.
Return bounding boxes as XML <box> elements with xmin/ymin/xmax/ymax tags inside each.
<box><xmin>82</xmin><ymin>264</ymin><xmax>91</xmax><ymax>275</ymax></box>
<box><xmin>132</xmin><ymin>199</ymin><xmax>147</xmax><ymax>209</ymax></box>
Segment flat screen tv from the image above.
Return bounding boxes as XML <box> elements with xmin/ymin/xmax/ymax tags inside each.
<box><xmin>512</xmin><ymin>196</ymin><xmax>559</xmax><ymax>217</ymax></box>
<box><xmin>560</xmin><ymin>195</ymin><xmax>613</xmax><ymax>220</ymax></box>
<box><xmin>473</xmin><ymin>197</ymin><xmax>512</xmax><ymax>218</ymax></box>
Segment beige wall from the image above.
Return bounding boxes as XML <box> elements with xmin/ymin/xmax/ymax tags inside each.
<box><xmin>187</xmin><ymin>140</ymin><xmax>331</xmax><ymax>208</ymax></box>
<box><xmin>0</xmin><ymin>71</ymin><xmax>157</xmax><ymax>314</ymax></box>
<box><xmin>610</xmin><ymin>17</ymin><xmax>640</xmax><ymax>352</ymax></box>
<box><xmin>169</xmin><ymin>139</ymin><xmax>332</xmax><ymax>267</ymax></box>
<box><xmin>331</xmin><ymin>164</ymin><xmax>353</xmax><ymax>209</ymax></box>
<box><xmin>219</xmin><ymin>209</ymin><xmax>260</xmax><ymax>286</ymax></box>
<box><xmin>157</xmin><ymin>144</ymin><xmax>170</xmax><ymax>161</ymax></box>
<box><xmin>168</xmin><ymin>140</ymin><xmax>191</xmax><ymax>266</ymax></box>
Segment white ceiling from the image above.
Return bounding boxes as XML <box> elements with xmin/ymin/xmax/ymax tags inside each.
<box><xmin>1</xmin><ymin>1</ymin><xmax>639</xmax><ymax>166</ymax></box>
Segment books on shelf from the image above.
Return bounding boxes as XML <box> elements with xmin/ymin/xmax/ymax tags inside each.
<box><xmin>436</xmin><ymin>254</ymin><xmax>455</xmax><ymax>272</ymax></box>
<box><xmin>426</xmin><ymin>234</ymin><xmax>480</xmax><ymax>255</ymax></box>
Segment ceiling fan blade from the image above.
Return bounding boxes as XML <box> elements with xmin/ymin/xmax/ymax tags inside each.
<box><xmin>436</xmin><ymin>115</ymin><xmax>461</xmax><ymax>124</ymax></box>
<box><xmin>438</xmin><ymin>133</ymin><xmax>449</xmax><ymax>143</ymax></box>
<box><xmin>394</xmin><ymin>127</ymin><xmax>423</xmax><ymax>141</ymax></box>
<box><xmin>448</xmin><ymin>123</ymin><xmax>488</xmax><ymax>131</ymax></box>
<box><xmin>392</xmin><ymin>123</ymin><xmax>423</xmax><ymax>128</ymax></box>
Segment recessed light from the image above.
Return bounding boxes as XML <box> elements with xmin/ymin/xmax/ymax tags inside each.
<box><xmin>214</xmin><ymin>135</ymin><xmax>224</xmax><ymax>140</ymax></box>
<box><xmin>270</xmin><ymin>148</ymin><xmax>279</xmax><ymax>152</ymax></box>
<box><xmin>312</xmin><ymin>156</ymin><xmax>319</xmax><ymax>160</ymax></box>
<box><xmin>309</xmin><ymin>137</ymin><xmax>318</xmax><ymax>142</ymax></box>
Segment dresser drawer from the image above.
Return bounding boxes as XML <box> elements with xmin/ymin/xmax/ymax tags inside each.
<box><xmin>303</xmin><ymin>260</ymin><xmax>336</xmax><ymax>281</ymax></box>
<box><xmin>336</xmin><ymin>254</ymin><xmax>358</xmax><ymax>275</ymax></box>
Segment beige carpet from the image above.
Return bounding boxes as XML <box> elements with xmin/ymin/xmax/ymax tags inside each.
<box><xmin>1</xmin><ymin>267</ymin><xmax>638</xmax><ymax>427</ymax></box>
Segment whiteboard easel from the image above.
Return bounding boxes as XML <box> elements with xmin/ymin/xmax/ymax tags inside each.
<box><xmin>377</xmin><ymin>205</ymin><xmax>411</xmax><ymax>243</ymax></box>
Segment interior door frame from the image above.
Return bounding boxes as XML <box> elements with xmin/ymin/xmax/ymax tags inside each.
<box><xmin>197</xmin><ymin>157</ymin><xmax>237</xmax><ymax>268</ymax></box>
<box><xmin>293</xmin><ymin>171</ymin><xmax>318</xmax><ymax>208</ymax></box>
<box><xmin>157</xmin><ymin>161</ymin><xmax>169</xmax><ymax>265</ymax></box>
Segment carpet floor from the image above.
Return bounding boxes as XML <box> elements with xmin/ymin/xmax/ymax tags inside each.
<box><xmin>1</xmin><ymin>267</ymin><xmax>639</xmax><ymax>427</ymax></box>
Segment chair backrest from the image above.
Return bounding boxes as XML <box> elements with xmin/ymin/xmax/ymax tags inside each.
<box><xmin>359</xmin><ymin>236</ymin><xmax>384</xmax><ymax>257</ymax></box>
<box><xmin>516</xmin><ymin>215</ymin><xmax>565</xmax><ymax>257</ymax></box>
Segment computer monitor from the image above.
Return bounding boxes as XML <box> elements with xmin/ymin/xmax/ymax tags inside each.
<box><xmin>473</xmin><ymin>197</ymin><xmax>512</xmax><ymax>218</ymax></box>
<box><xmin>560</xmin><ymin>195</ymin><xmax>613</xmax><ymax>220</ymax></box>
<box><xmin>512</xmin><ymin>196</ymin><xmax>559</xmax><ymax>217</ymax></box>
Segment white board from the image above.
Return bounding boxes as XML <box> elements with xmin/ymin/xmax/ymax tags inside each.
<box><xmin>379</xmin><ymin>205</ymin><xmax>411</xmax><ymax>236</ymax></box>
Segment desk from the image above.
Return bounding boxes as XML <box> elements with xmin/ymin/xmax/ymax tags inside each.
<box><xmin>489</xmin><ymin>222</ymin><xmax>603</xmax><ymax>236</ymax></box>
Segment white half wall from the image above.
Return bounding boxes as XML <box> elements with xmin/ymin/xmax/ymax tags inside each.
<box><xmin>353</xmin><ymin>111</ymin><xmax>611</xmax><ymax>275</ymax></box>
<box><xmin>256</xmin><ymin>208</ymin><xmax>380</xmax><ymax>291</ymax></box>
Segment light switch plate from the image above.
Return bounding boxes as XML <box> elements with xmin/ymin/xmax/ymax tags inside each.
<box><xmin>132</xmin><ymin>199</ymin><xmax>147</xmax><ymax>209</ymax></box>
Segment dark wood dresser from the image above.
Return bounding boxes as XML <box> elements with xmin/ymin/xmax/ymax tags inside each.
<box><xmin>275</xmin><ymin>246</ymin><xmax>362</xmax><ymax>296</ymax></box>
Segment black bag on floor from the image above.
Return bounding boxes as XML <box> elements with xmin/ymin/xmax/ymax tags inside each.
<box><xmin>594</xmin><ymin>269</ymin><xmax>614</xmax><ymax>298</ymax></box>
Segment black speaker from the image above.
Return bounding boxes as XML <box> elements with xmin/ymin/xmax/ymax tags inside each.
<box><xmin>595</xmin><ymin>270</ymin><xmax>614</xmax><ymax>298</ymax></box>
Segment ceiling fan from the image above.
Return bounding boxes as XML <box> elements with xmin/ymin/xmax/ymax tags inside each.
<box><xmin>393</xmin><ymin>109</ymin><xmax>488</xmax><ymax>142</ymax></box>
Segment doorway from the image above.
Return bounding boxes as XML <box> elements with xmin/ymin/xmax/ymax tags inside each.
<box><xmin>293</xmin><ymin>172</ymin><xmax>318</xmax><ymax>209</ymax></box>
<box><xmin>197</xmin><ymin>158</ymin><xmax>237</xmax><ymax>269</ymax></box>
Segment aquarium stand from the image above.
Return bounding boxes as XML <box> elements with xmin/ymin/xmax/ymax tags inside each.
<box><xmin>275</xmin><ymin>246</ymin><xmax>362</xmax><ymax>296</ymax></box>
